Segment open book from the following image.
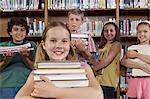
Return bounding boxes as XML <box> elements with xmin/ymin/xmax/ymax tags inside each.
<box><xmin>128</xmin><ymin>45</ymin><xmax>150</xmax><ymax>76</ymax></box>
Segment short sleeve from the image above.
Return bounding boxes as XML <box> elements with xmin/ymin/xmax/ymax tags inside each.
<box><xmin>80</xmin><ymin>61</ymin><xmax>89</xmax><ymax>67</ymax></box>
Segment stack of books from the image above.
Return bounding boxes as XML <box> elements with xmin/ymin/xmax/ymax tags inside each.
<box><xmin>34</xmin><ymin>61</ymin><xmax>89</xmax><ymax>88</ymax></box>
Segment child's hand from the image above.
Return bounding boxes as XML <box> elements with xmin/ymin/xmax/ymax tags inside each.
<box><xmin>2</xmin><ymin>50</ymin><xmax>15</xmax><ymax>62</ymax></box>
<box><xmin>31</xmin><ymin>76</ymin><xmax>56</xmax><ymax>98</ymax></box>
<box><xmin>141</xmin><ymin>63</ymin><xmax>150</xmax><ymax>74</ymax></box>
<box><xmin>75</xmin><ymin>39</ymin><xmax>87</xmax><ymax>52</ymax></box>
<box><xmin>127</xmin><ymin>50</ymin><xmax>138</xmax><ymax>59</ymax></box>
<box><xmin>19</xmin><ymin>47</ymin><xmax>29</xmax><ymax>57</ymax></box>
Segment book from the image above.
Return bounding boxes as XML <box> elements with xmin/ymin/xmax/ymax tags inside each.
<box><xmin>132</xmin><ymin>69</ymin><xmax>150</xmax><ymax>76</ymax></box>
<box><xmin>34</xmin><ymin>73</ymin><xmax>88</xmax><ymax>81</ymax></box>
<box><xmin>128</xmin><ymin>45</ymin><xmax>150</xmax><ymax>76</ymax></box>
<box><xmin>0</xmin><ymin>48</ymin><xmax>34</xmax><ymax>54</ymax></box>
<box><xmin>34</xmin><ymin>68</ymin><xmax>86</xmax><ymax>74</ymax></box>
<box><xmin>50</xmin><ymin>80</ymin><xmax>89</xmax><ymax>88</ymax></box>
<box><xmin>0</xmin><ymin>43</ymin><xmax>33</xmax><ymax>54</ymax></box>
<box><xmin>36</xmin><ymin>61</ymin><xmax>81</xmax><ymax>69</ymax></box>
<box><xmin>71</xmin><ymin>33</ymin><xmax>89</xmax><ymax>38</ymax></box>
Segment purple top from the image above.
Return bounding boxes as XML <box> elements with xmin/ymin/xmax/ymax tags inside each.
<box><xmin>80</xmin><ymin>61</ymin><xmax>89</xmax><ymax>67</ymax></box>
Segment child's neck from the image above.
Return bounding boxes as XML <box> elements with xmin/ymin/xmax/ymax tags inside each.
<box><xmin>139</xmin><ymin>41</ymin><xmax>149</xmax><ymax>45</ymax></box>
<box><xmin>12</xmin><ymin>40</ymin><xmax>24</xmax><ymax>44</ymax></box>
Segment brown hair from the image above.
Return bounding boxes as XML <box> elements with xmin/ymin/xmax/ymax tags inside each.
<box><xmin>100</xmin><ymin>22</ymin><xmax>120</xmax><ymax>48</ymax></box>
<box><xmin>68</xmin><ymin>9</ymin><xmax>84</xmax><ymax>21</ymax></box>
<box><xmin>35</xmin><ymin>22</ymin><xmax>77</xmax><ymax>66</ymax></box>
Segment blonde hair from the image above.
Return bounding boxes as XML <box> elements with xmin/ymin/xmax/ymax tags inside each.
<box><xmin>68</xmin><ymin>9</ymin><xmax>84</xmax><ymax>21</ymax></box>
<box><xmin>34</xmin><ymin>22</ymin><xmax>77</xmax><ymax>68</ymax></box>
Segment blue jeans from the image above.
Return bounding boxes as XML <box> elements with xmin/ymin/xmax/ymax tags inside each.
<box><xmin>0</xmin><ymin>87</ymin><xmax>21</xmax><ymax>99</ymax></box>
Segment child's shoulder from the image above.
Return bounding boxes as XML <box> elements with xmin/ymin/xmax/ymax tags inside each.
<box><xmin>111</xmin><ymin>41</ymin><xmax>121</xmax><ymax>48</ymax></box>
<box><xmin>24</xmin><ymin>40</ymin><xmax>37</xmax><ymax>47</ymax></box>
<box><xmin>0</xmin><ymin>41</ymin><xmax>10</xmax><ymax>46</ymax></box>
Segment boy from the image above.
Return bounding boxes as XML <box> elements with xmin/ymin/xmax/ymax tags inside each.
<box><xmin>0</xmin><ymin>17</ymin><xmax>37</xmax><ymax>99</ymax></box>
<box><xmin>67</xmin><ymin>9</ymin><xmax>96</xmax><ymax>61</ymax></box>
<box><xmin>67</xmin><ymin>9</ymin><xmax>84</xmax><ymax>33</ymax></box>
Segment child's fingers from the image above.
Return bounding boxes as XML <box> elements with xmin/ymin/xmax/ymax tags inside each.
<box><xmin>40</xmin><ymin>76</ymin><xmax>51</xmax><ymax>83</ymax></box>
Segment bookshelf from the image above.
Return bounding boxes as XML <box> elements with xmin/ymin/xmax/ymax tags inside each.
<box><xmin>0</xmin><ymin>0</ymin><xmax>150</xmax><ymax>98</ymax></box>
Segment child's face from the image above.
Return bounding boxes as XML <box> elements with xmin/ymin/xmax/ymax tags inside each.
<box><xmin>137</xmin><ymin>24</ymin><xmax>150</xmax><ymax>44</ymax></box>
<box><xmin>10</xmin><ymin>25</ymin><xmax>26</xmax><ymax>43</ymax></box>
<box><xmin>68</xmin><ymin>14</ymin><xmax>83</xmax><ymax>32</ymax></box>
<box><xmin>103</xmin><ymin>24</ymin><xmax>116</xmax><ymax>42</ymax></box>
<box><xmin>42</xmin><ymin>26</ymin><xmax>71</xmax><ymax>61</ymax></box>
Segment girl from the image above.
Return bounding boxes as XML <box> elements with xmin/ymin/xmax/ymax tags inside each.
<box><xmin>88</xmin><ymin>22</ymin><xmax>121</xmax><ymax>99</ymax></box>
<box><xmin>121</xmin><ymin>22</ymin><xmax>150</xmax><ymax>99</ymax></box>
<box><xmin>15</xmin><ymin>21</ymin><xmax>103</xmax><ymax>99</ymax></box>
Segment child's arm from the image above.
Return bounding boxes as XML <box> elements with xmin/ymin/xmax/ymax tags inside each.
<box><xmin>75</xmin><ymin>39</ymin><xmax>92</xmax><ymax>60</ymax></box>
<box><xmin>92</xmin><ymin>42</ymin><xmax>121</xmax><ymax>71</ymax></box>
<box><xmin>15</xmin><ymin>73</ymin><xmax>40</xmax><ymax>99</ymax></box>
<box><xmin>19</xmin><ymin>47</ymin><xmax>35</xmax><ymax>70</ymax></box>
<box><xmin>121</xmin><ymin>52</ymin><xmax>150</xmax><ymax>73</ymax></box>
<box><xmin>136</xmin><ymin>53</ymin><xmax>150</xmax><ymax>64</ymax></box>
<box><xmin>30</xmin><ymin>66</ymin><xmax>103</xmax><ymax>99</ymax></box>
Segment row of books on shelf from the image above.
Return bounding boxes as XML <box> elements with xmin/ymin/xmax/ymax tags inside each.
<box><xmin>120</xmin><ymin>0</ymin><xmax>149</xmax><ymax>8</ymax></box>
<box><xmin>23</xmin><ymin>16</ymin><xmax>149</xmax><ymax>37</ymax></box>
<box><xmin>80</xmin><ymin>17</ymin><xmax>116</xmax><ymax>36</ymax></box>
<box><xmin>0</xmin><ymin>0</ymin><xmax>149</xmax><ymax>11</ymax></box>
<box><xmin>26</xmin><ymin>17</ymin><xmax>45</xmax><ymax>36</ymax></box>
<box><xmin>48</xmin><ymin>0</ymin><xmax>150</xmax><ymax>9</ymax></box>
<box><xmin>0</xmin><ymin>0</ymin><xmax>40</xmax><ymax>10</ymax></box>
<box><xmin>34</xmin><ymin>61</ymin><xmax>89</xmax><ymax>88</ymax></box>
<box><xmin>0</xmin><ymin>43</ymin><xmax>34</xmax><ymax>54</ymax></box>
<box><xmin>120</xmin><ymin>20</ymin><xmax>150</xmax><ymax>36</ymax></box>
<box><xmin>26</xmin><ymin>17</ymin><xmax>115</xmax><ymax>36</ymax></box>
<box><xmin>48</xmin><ymin>0</ymin><xmax>116</xmax><ymax>9</ymax></box>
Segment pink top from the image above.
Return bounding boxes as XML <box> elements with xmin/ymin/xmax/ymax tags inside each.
<box><xmin>126</xmin><ymin>77</ymin><xmax>150</xmax><ymax>99</ymax></box>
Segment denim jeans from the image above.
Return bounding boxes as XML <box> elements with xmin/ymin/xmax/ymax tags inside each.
<box><xmin>0</xmin><ymin>87</ymin><xmax>21</xmax><ymax>99</ymax></box>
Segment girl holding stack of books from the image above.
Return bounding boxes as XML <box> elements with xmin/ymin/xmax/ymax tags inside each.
<box><xmin>121</xmin><ymin>21</ymin><xmax>150</xmax><ymax>99</ymax></box>
<box><xmin>15</xmin><ymin>21</ymin><xmax>103</xmax><ymax>99</ymax></box>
